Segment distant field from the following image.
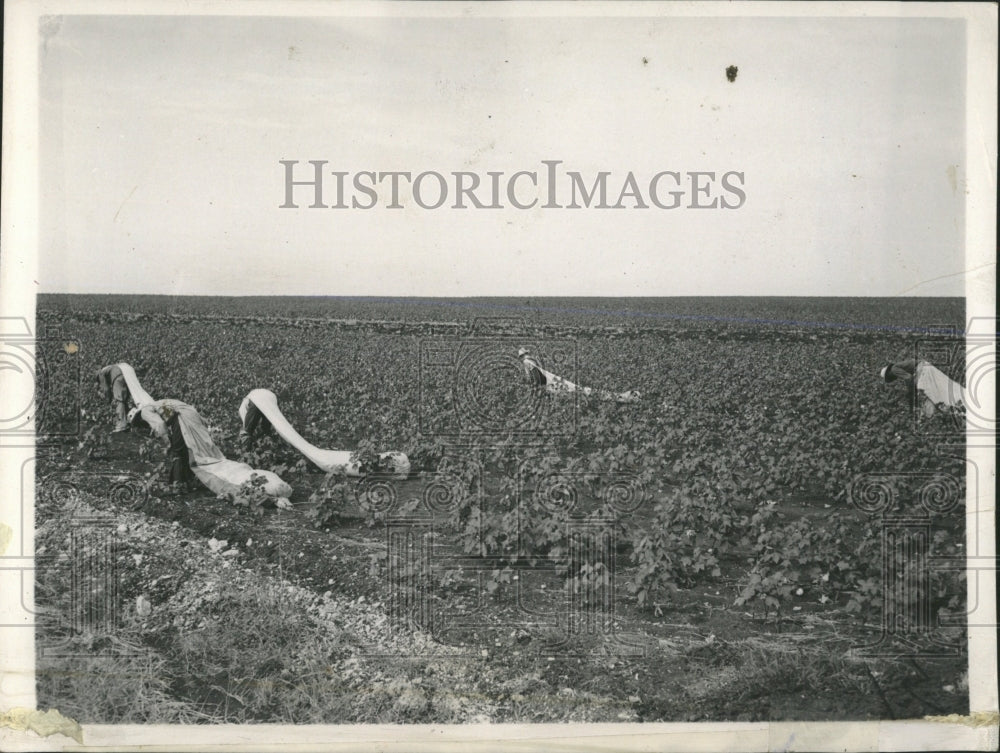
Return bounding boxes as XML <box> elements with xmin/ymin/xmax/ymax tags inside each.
<box><xmin>38</xmin><ymin>294</ymin><xmax>965</xmax><ymax>333</ymax></box>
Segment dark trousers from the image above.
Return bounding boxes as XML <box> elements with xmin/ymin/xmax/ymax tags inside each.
<box><xmin>168</xmin><ymin>447</ymin><xmax>196</xmax><ymax>485</ymax></box>
<box><xmin>164</xmin><ymin>415</ymin><xmax>195</xmax><ymax>485</ymax></box>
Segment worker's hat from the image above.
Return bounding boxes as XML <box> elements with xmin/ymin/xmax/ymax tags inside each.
<box><xmin>517</xmin><ymin>347</ymin><xmax>529</xmax><ymax>358</ymax></box>
<box><xmin>127</xmin><ymin>407</ymin><xmax>141</xmax><ymax>425</ymax></box>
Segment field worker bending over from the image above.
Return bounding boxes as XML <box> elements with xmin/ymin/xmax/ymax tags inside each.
<box><xmin>880</xmin><ymin>359</ymin><xmax>966</xmax><ymax>416</ymax></box>
<box><xmin>238</xmin><ymin>395</ymin><xmax>274</xmax><ymax>446</ymax></box>
<box><xmin>517</xmin><ymin>347</ymin><xmax>641</xmax><ymax>404</ymax></box>
<box><xmin>128</xmin><ymin>403</ymin><xmax>196</xmax><ymax>489</ymax></box>
<box><xmin>128</xmin><ymin>398</ymin><xmax>292</xmax><ymax>498</ymax></box>
<box><xmin>518</xmin><ymin>348</ymin><xmax>547</xmax><ymax>389</ymax></box>
<box><xmin>96</xmin><ymin>363</ymin><xmax>133</xmax><ymax>433</ymax></box>
<box><xmin>239</xmin><ymin>389</ymin><xmax>410</xmax><ymax>479</ymax></box>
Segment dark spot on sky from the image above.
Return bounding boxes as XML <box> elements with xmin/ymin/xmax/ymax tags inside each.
<box><xmin>642</xmin><ymin>56</ymin><xmax>649</xmax><ymax>65</ymax></box>
<box><xmin>726</xmin><ymin>65</ymin><xmax>738</xmax><ymax>82</ymax></box>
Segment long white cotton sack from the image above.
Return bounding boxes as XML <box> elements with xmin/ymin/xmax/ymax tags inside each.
<box><xmin>117</xmin><ymin>362</ymin><xmax>155</xmax><ymax>406</ymax></box>
<box><xmin>193</xmin><ymin>460</ymin><xmax>292</xmax><ymax>499</ymax></box>
<box><xmin>915</xmin><ymin>361</ymin><xmax>965</xmax><ymax>408</ymax></box>
<box><xmin>538</xmin><ymin>367</ymin><xmax>640</xmax><ymax>404</ymax></box>
<box><xmin>240</xmin><ymin>388</ymin><xmax>410</xmax><ymax>479</ymax></box>
<box><xmin>122</xmin><ymin>370</ymin><xmax>292</xmax><ymax>498</ymax></box>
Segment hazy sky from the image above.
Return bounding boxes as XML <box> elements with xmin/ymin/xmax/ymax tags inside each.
<box><xmin>39</xmin><ymin>12</ymin><xmax>968</xmax><ymax>296</ymax></box>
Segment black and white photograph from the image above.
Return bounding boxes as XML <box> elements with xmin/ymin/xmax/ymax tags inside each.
<box><xmin>1</xmin><ymin>1</ymin><xmax>996</xmax><ymax>750</ymax></box>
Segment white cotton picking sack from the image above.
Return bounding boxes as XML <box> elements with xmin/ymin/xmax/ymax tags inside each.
<box><xmin>538</xmin><ymin>366</ymin><xmax>640</xmax><ymax>404</ymax></box>
<box><xmin>241</xmin><ymin>388</ymin><xmax>410</xmax><ymax>479</ymax></box>
<box><xmin>915</xmin><ymin>361</ymin><xmax>965</xmax><ymax>409</ymax></box>
<box><xmin>117</xmin><ymin>362</ymin><xmax>155</xmax><ymax>406</ymax></box>
<box><xmin>193</xmin><ymin>460</ymin><xmax>293</xmax><ymax>499</ymax></box>
<box><xmin>128</xmin><ymin>376</ymin><xmax>292</xmax><ymax>499</ymax></box>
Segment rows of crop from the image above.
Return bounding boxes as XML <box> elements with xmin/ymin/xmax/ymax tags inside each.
<box><xmin>41</xmin><ymin>310</ymin><xmax>966</xmax><ymax>626</ymax></box>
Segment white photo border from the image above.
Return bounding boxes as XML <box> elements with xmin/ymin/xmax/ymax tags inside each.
<box><xmin>2</xmin><ymin>1</ymin><xmax>996</xmax><ymax>751</ymax></box>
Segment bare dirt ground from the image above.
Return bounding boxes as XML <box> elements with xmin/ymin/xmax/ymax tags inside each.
<box><xmin>35</xmin><ymin>437</ymin><xmax>966</xmax><ymax>724</ymax></box>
